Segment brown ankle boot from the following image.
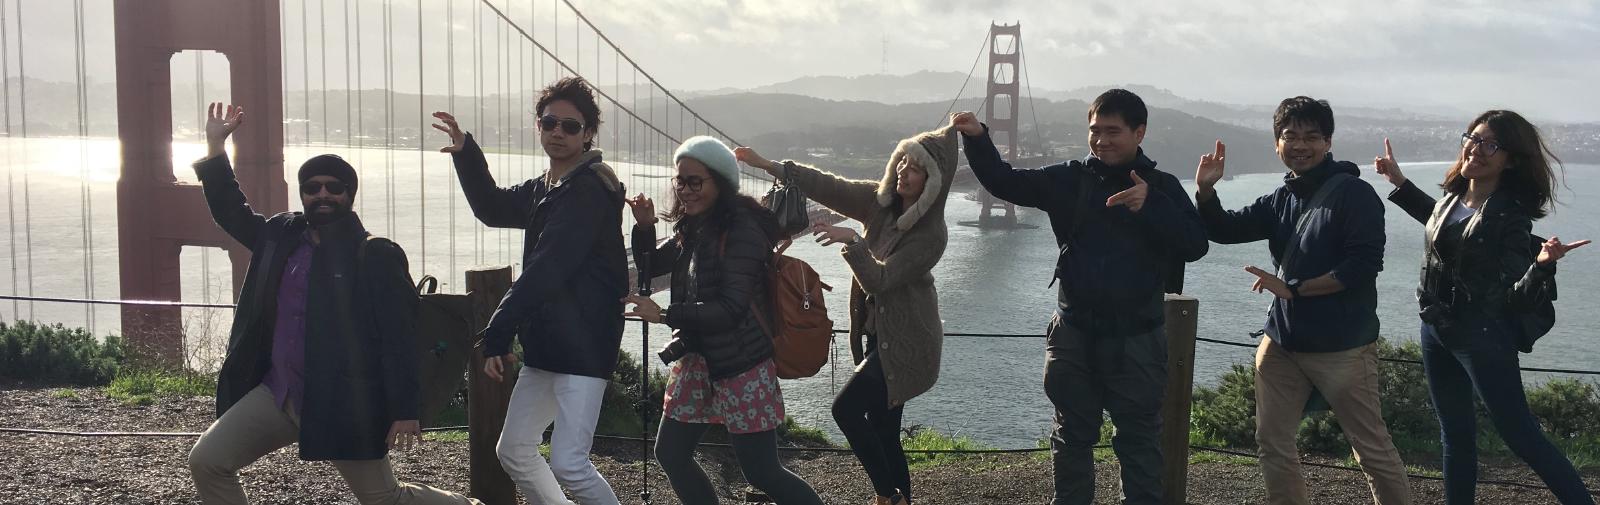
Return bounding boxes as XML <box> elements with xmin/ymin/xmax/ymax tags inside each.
<box><xmin>872</xmin><ymin>494</ymin><xmax>907</xmax><ymax>505</ymax></box>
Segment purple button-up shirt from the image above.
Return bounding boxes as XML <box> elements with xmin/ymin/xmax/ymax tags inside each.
<box><xmin>262</xmin><ymin>239</ymin><xmax>313</xmax><ymax>416</ymax></box>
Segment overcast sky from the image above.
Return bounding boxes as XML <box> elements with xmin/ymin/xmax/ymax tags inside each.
<box><xmin>7</xmin><ymin>0</ymin><xmax>1596</xmax><ymax>123</ymax></box>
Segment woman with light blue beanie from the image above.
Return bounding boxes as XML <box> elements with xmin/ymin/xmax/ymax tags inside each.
<box><xmin>623</xmin><ymin>136</ymin><xmax>825</xmax><ymax>505</ymax></box>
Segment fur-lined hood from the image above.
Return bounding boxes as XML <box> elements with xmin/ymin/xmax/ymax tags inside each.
<box><xmin>875</xmin><ymin>126</ymin><xmax>959</xmax><ymax>230</ymax></box>
<box><xmin>553</xmin><ymin>148</ymin><xmax>621</xmax><ymax>194</ymax></box>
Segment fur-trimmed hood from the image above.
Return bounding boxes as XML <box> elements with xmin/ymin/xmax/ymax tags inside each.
<box><xmin>555</xmin><ymin>149</ymin><xmax>622</xmax><ymax>194</ymax></box>
<box><xmin>876</xmin><ymin>126</ymin><xmax>959</xmax><ymax>230</ymax></box>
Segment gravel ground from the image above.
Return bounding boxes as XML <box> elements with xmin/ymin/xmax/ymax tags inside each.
<box><xmin>2</xmin><ymin>384</ymin><xmax>1595</xmax><ymax>504</ymax></box>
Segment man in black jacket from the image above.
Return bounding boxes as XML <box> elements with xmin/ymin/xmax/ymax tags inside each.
<box><xmin>952</xmin><ymin>89</ymin><xmax>1209</xmax><ymax>505</ymax></box>
<box><xmin>1194</xmin><ymin>97</ymin><xmax>1409</xmax><ymax>505</ymax></box>
<box><xmin>433</xmin><ymin>77</ymin><xmax>626</xmax><ymax>505</ymax></box>
<box><xmin>187</xmin><ymin>103</ymin><xmax>478</xmax><ymax>505</ymax></box>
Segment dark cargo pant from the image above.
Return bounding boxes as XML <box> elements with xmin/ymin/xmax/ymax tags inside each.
<box><xmin>1044</xmin><ymin>312</ymin><xmax>1168</xmax><ymax>505</ymax></box>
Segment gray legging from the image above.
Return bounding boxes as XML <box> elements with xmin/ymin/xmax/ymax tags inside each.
<box><xmin>654</xmin><ymin>417</ymin><xmax>825</xmax><ymax>505</ymax></box>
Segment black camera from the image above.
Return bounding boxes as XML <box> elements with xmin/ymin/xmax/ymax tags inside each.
<box><xmin>658</xmin><ymin>337</ymin><xmax>689</xmax><ymax>365</ymax></box>
<box><xmin>1419</xmin><ymin>302</ymin><xmax>1455</xmax><ymax>330</ymax></box>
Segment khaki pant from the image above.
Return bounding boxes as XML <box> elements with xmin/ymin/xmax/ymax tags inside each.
<box><xmin>1254</xmin><ymin>338</ymin><xmax>1411</xmax><ymax>505</ymax></box>
<box><xmin>189</xmin><ymin>385</ymin><xmax>480</xmax><ymax>505</ymax></box>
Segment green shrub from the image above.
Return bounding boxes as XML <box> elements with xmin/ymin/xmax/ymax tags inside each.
<box><xmin>1527</xmin><ymin>379</ymin><xmax>1600</xmax><ymax>439</ymax></box>
<box><xmin>597</xmin><ymin>349</ymin><xmax>667</xmax><ymax>437</ymax></box>
<box><xmin>0</xmin><ymin>320</ymin><xmax>123</xmax><ymax>386</ymax></box>
<box><xmin>1189</xmin><ymin>338</ymin><xmax>1600</xmax><ymax>469</ymax></box>
<box><xmin>1190</xmin><ymin>363</ymin><xmax>1258</xmax><ymax>446</ymax></box>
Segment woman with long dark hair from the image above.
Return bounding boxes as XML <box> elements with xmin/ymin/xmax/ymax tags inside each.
<box><xmin>1376</xmin><ymin>110</ymin><xmax>1592</xmax><ymax>504</ymax></box>
<box><xmin>622</xmin><ymin>136</ymin><xmax>825</xmax><ymax>505</ymax></box>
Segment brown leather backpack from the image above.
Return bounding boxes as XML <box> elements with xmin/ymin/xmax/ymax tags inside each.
<box><xmin>719</xmin><ymin>234</ymin><xmax>835</xmax><ymax>379</ymax></box>
<box><xmin>759</xmin><ymin>253</ymin><xmax>834</xmax><ymax>379</ymax></box>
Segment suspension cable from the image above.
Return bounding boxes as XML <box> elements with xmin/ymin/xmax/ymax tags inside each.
<box><xmin>939</xmin><ymin>30</ymin><xmax>992</xmax><ymax>129</ymax></box>
<box><xmin>2</xmin><ymin>0</ymin><xmax>16</xmax><ymax>320</ymax></box>
<box><xmin>13</xmin><ymin>0</ymin><xmax>28</xmax><ymax>320</ymax></box>
<box><xmin>446</xmin><ymin>0</ymin><xmax>455</xmax><ymax>286</ymax></box>
<box><xmin>416</xmin><ymin>0</ymin><xmax>425</xmax><ymax>273</ymax></box>
<box><xmin>73</xmin><ymin>0</ymin><xmax>94</xmax><ymax>331</ymax></box>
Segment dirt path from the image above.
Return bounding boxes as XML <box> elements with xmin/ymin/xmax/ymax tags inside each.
<box><xmin>2</xmin><ymin>386</ymin><xmax>1592</xmax><ymax>504</ymax></box>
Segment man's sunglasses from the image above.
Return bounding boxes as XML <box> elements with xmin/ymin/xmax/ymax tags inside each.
<box><xmin>538</xmin><ymin>115</ymin><xmax>586</xmax><ymax>135</ymax></box>
<box><xmin>300</xmin><ymin>181</ymin><xmax>349</xmax><ymax>196</ymax></box>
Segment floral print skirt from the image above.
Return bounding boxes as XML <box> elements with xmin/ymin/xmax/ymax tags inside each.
<box><xmin>661</xmin><ymin>353</ymin><xmax>785</xmax><ymax>434</ymax></box>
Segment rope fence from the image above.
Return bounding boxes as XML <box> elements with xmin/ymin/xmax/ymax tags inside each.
<box><xmin>5</xmin><ymin>292</ymin><xmax>1599</xmax><ymax>496</ymax></box>
<box><xmin>4</xmin><ymin>294</ymin><xmax>1599</xmax><ymax>378</ymax></box>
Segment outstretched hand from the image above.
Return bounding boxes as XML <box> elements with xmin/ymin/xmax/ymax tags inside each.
<box><xmin>205</xmin><ymin>102</ymin><xmax>244</xmax><ymax>157</ymax></box>
<box><xmin>622</xmin><ymin>294</ymin><xmax>664</xmax><ymax>323</ymax></box>
<box><xmin>811</xmin><ymin>219</ymin><xmax>860</xmax><ymax>247</ymax></box>
<box><xmin>734</xmin><ymin>147</ymin><xmax>780</xmax><ymax>175</ymax></box>
<box><xmin>1537</xmin><ymin>236</ymin><xmax>1590</xmax><ymax>266</ymax></box>
<box><xmin>949</xmin><ymin>111</ymin><xmax>984</xmax><ymax>137</ymax></box>
<box><xmin>625</xmin><ymin>193</ymin><xmax>657</xmax><ymax>225</ymax></box>
<box><xmin>431</xmin><ymin>112</ymin><xmax>466</xmax><ymax>153</ymax></box>
<box><xmin>1244</xmin><ymin>266</ymin><xmax>1294</xmax><ymax>300</ymax></box>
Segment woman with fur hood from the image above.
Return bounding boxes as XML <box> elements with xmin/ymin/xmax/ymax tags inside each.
<box><xmin>735</xmin><ymin>119</ymin><xmax>960</xmax><ymax>505</ymax></box>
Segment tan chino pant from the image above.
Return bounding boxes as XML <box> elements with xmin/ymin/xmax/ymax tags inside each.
<box><xmin>1254</xmin><ymin>338</ymin><xmax>1412</xmax><ymax>505</ymax></box>
<box><xmin>188</xmin><ymin>384</ymin><xmax>479</xmax><ymax>505</ymax></box>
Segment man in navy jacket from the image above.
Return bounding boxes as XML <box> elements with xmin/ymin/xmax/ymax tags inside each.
<box><xmin>433</xmin><ymin>77</ymin><xmax>626</xmax><ymax>505</ymax></box>
<box><xmin>953</xmin><ymin>89</ymin><xmax>1208</xmax><ymax>505</ymax></box>
<box><xmin>1194</xmin><ymin>96</ymin><xmax>1409</xmax><ymax>505</ymax></box>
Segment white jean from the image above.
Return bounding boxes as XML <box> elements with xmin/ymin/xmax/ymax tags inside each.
<box><xmin>496</xmin><ymin>366</ymin><xmax>619</xmax><ymax>505</ymax></box>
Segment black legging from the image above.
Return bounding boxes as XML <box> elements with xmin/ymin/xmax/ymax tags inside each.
<box><xmin>654</xmin><ymin>417</ymin><xmax>825</xmax><ymax>505</ymax></box>
<box><xmin>831</xmin><ymin>349</ymin><xmax>910</xmax><ymax>501</ymax></box>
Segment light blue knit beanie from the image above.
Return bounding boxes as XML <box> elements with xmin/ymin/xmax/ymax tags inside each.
<box><xmin>673</xmin><ymin>136</ymin><xmax>741</xmax><ymax>192</ymax></box>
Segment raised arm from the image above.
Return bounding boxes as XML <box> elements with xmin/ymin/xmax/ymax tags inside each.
<box><xmin>435</xmin><ymin>112</ymin><xmax>534</xmax><ymax>229</ymax></box>
<box><xmin>193</xmin><ymin>102</ymin><xmax>268</xmax><ymax>248</ymax></box>
<box><xmin>1193</xmin><ymin>140</ymin><xmax>1275</xmax><ymax>244</ymax></box>
<box><xmin>1376</xmin><ymin>139</ymin><xmax>1433</xmax><ymax>224</ymax></box>
<box><xmin>954</xmin><ymin>112</ymin><xmax>1066</xmax><ymax>210</ymax></box>
<box><xmin>626</xmin><ymin>194</ymin><xmax>681</xmax><ymax>281</ymax></box>
<box><xmin>735</xmin><ymin>147</ymin><xmax>879</xmax><ymax>223</ymax></box>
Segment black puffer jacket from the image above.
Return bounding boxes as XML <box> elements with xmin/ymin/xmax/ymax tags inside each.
<box><xmin>1389</xmin><ymin>179</ymin><xmax>1555</xmax><ymax>320</ymax></box>
<box><xmin>634</xmin><ymin>205</ymin><xmax>776</xmax><ymax>379</ymax></box>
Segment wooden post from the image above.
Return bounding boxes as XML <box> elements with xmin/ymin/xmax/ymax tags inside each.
<box><xmin>1161</xmin><ymin>295</ymin><xmax>1199</xmax><ymax>505</ymax></box>
<box><xmin>466</xmin><ymin>266</ymin><xmax>517</xmax><ymax>505</ymax></box>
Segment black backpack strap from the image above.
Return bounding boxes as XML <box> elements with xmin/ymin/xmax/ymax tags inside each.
<box><xmin>1275</xmin><ymin>172</ymin><xmax>1352</xmax><ymax>279</ymax></box>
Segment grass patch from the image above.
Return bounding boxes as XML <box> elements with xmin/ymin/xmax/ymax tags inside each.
<box><xmin>778</xmin><ymin>417</ymin><xmax>833</xmax><ymax>447</ymax></box>
<box><xmin>1187</xmin><ymin>450</ymin><xmax>1257</xmax><ymax>466</ymax></box>
<box><xmin>1557</xmin><ymin>436</ymin><xmax>1600</xmax><ymax>470</ymax></box>
<box><xmin>104</xmin><ymin>368</ymin><xmax>216</xmax><ymax>406</ymax></box>
<box><xmin>901</xmin><ymin>426</ymin><xmax>990</xmax><ymax>470</ymax></box>
<box><xmin>50</xmin><ymin>389</ymin><xmax>81</xmax><ymax>400</ymax></box>
<box><xmin>423</xmin><ymin>430</ymin><xmax>470</xmax><ymax>443</ymax></box>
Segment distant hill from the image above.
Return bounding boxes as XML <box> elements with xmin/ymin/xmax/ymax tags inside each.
<box><xmin>6</xmin><ymin>75</ymin><xmax>1595</xmax><ymax>172</ymax></box>
<box><xmin>668</xmin><ymin>92</ymin><xmax>1286</xmax><ymax>180</ymax></box>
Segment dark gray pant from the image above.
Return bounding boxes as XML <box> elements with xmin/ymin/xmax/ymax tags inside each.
<box><xmin>1044</xmin><ymin>314</ymin><xmax>1168</xmax><ymax>505</ymax></box>
<box><xmin>654</xmin><ymin>418</ymin><xmax>825</xmax><ymax>505</ymax></box>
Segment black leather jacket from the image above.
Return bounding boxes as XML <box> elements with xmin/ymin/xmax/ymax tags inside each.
<box><xmin>635</xmin><ymin>205</ymin><xmax>776</xmax><ymax>379</ymax></box>
<box><xmin>1389</xmin><ymin>179</ymin><xmax>1555</xmax><ymax>319</ymax></box>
